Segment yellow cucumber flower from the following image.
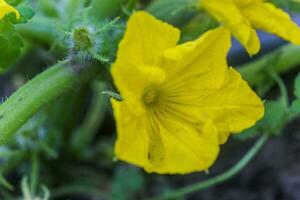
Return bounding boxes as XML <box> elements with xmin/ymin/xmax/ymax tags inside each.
<box><xmin>111</xmin><ymin>11</ymin><xmax>264</xmax><ymax>174</ymax></box>
<box><xmin>201</xmin><ymin>0</ymin><xmax>300</xmax><ymax>55</ymax></box>
<box><xmin>0</xmin><ymin>0</ymin><xmax>19</xmax><ymax>20</ymax></box>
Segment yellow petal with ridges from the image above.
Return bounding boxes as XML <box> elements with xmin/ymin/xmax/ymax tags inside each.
<box><xmin>200</xmin><ymin>68</ymin><xmax>264</xmax><ymax>143</ymax></box>
<box><xmin>145</xmin><ymin>118</ymin><xmax>219</xmax><ymax>174</ymax></box>
<box><xmin>0</xmin><ymin>0</ymin><xmax>19</xmax><ymax>19</ymax></box>
<box><xmin>201</xmin><ymin>0</ymin><xmax>260</xmax><ymax>55</ymax></box>
<box><xmin>112</xmin><ymin>99</ymin><xmax>150</xmax><ymax>168</ymax></box>
<box><xmin>156</xmin><ymin>69</ymin><xmax>264</xmax><ymax>144</ymax></box>
<box><xmin>241</xmin><ymin>2</ymin><xmax>300</xmax><ymax>45</ymax></box>
<box><xmin>162</xmin><ymin>27</ymin><xmax>231</xmax><ymax>90</ymax></box>
<box><xmin>116</xmin><ymin>11</ymin><xmax>180</xmax><ymax>67</ymax></box>
<box><xmin>233</xmin><ymin>0</ymin><xmax>263</xmax><ymax>7</ymax></box>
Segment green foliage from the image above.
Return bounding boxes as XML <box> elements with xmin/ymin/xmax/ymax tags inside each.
<box><xmin>148</xmin><ymin>0</ymin><xmax>197</xmax><ymax>26</ymax></box>
<box><xmin>291</xmin><ymin>72</ymin><xmax>300</xmax><ymax>113</ymax></box>
<box><xmin>0</xmin><ymin>23</ymin><xmax>23</xmax><ymax>72</ymax></box>
<box><xmin>236</xmin><ymin>101</ymin><xmax>288</xmax><ymax>140</ymax></box>
<box><xmin>0</xmin><ymin>3</ymin><xmax>34</xmax><ymax>72</ymax></box>
<box><xmin>17</xmin><ymin>6</ymin><xmax>35</xmax><ymax>23</ymax></box>
<box><xmin>6</xmin><ymin>0</ymin><xmax>23</xmax><ymax>6</ymax></box>
<box><xmin>291</xmin><ymin>99</ymin><xmax>300</xmax><ymax>113</ymax></box>
<box><xmin>259</xmin><ymin>101</ymin><xmax>288</xmax><ymax>136</ymax></box>
<box><xmin>0</xmin><ymin>173</ymin><xmax>13</xmax><ymax>190</ymax></box>
<box><xmin>294</xmin><ymin>72</ymin><xmax>300</xmax><ymax>98</ymax></box>
<box><xmin>112</xmin><ymin>167</ymin><xmax>145</xmax><ymax>200</ymax></box>
<box><xmin>88</xmin><ymin>0</ymin><xmax>122</xmax><ymax>20</ymax></box>
<box><xmin>180</xmin><ymin>14</ymin><xmax>218</xmax><ymax>42</ymax></box>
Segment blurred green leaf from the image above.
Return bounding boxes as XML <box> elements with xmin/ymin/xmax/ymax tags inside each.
<box><xmin>0</xmin><ymin>22</ymin><xmax>23</xmax><ymax>72</ymax></box>
<box><xmin>37</xmin><ymin>0</ymin><xmax>59</xmax><ymax>18</ymax></box>
<box><xmin>234</xmin><ymin>126</ymin><xmax>259</xmax><ymax>140</ymax></box>
<box><xmin>6</xmin><ymin>0</ymin><xmax>22</xmax><ymax>6</ymax></box>
<box><xmin>291</xmin><ymin>72</ymin><xmax>300</xmax><ymax>114</ymax></box>
<box><xmin>294</xmin><ymin>72</ymin><xmax>300</xmax><ymax>98</ymax></box>
<box><xmin>17</xmin><ymin>6</ymin><xmax>35</xmax><ymax>23</ymax></box>
<box><xmin>88</xmin><ymin>0</ymin><xmax>122</xmax><ymax>20</ymax></box>
<box><xmin>291</xmin><ymin>99</ymin><xmax>300</xmax><ymax>113</ymax></box>
<box><xmin>147</xmin><ymin>0</ymin><xmax>197</xmax><ymax>27</ymax></box>
<box><xmin>261</xmin><ymin>101</ymin><xmax>287</xmax><ymax>135</ymax></box>
<box><xmin>181</xmin><ymin>14</ymin><xmax>218</xmax><ymax>42</ymax></box>
<box><xmin>112</xmin><ymin>167</ymin><xmax>144</xmax><ymax>200</ymax></box>
<box><xmin>236</xmin><ymin>101</ymin><xmax>287</xmax><ymax>140</ymax></box>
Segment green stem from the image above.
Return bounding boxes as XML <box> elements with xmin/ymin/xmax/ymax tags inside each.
<box><xmin>239</xmin><ymin>44</ymin><xmax>300</xmax><ymax>86</ymax></box>
<box><xmin>30</xmin><ymin>151</ymin><xmax>39</xmax><ymax>196</ymax></box>
<box><xmin>71</xmin><ymin>81</ymin><xmax>107</xmax><ymax>152</ymax></box>
<box><xmin>149</xmin><ymin>135</ymin><xmax>268</xmax><ymax>200</ymax></box>
<box><xmin>0</xmin><ymin>61</ymin><xmax>97</xmax><ymax>146</ymax></box>
<box><xmin>268</xmin><ymin>69</ymin><xmax>289</xmax><ymax>107</ymax></box>
<box><xmin>0</xmin><ymin>173</ymin><xmax>13</xmax><ymax>191</ymax></box>
<box><xmin>17</xmin><ymin>15</ymin><xmax>61</xmax><ymax>47</ymax></box>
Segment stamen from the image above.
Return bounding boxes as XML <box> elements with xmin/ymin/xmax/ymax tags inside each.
<box><xmin>142</xmin><ymin>87</ymin><xmax>158</xmax><ymax>106</ymax></box>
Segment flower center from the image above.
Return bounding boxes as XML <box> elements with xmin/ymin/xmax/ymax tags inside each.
<box><xmin>142</xmin><ymin>87</ymin><xmax>158</xmax><ymax>106</ymax></box>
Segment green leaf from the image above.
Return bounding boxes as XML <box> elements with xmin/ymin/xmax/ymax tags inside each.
<box><xmin>88</xmin><ymin>0</ymin><xmax>122</xmax><ymax>20</ymax></box>
<box><xmin>261</xmin><ymin>101</ymin><xmax>287</xmax><ymax>135</ymax></box>
<box><xmin>234</xmin><ymin>126</ymin><xmax>259</xmax><ymax>140</ymax></box>
<box><xmin>294</xmin><ymin>72</ymin><xmax>300</xmax><ymax>98</ymax></box>
<box><xmin>38</xmin><ymin>0</ymin><xmax>59</xmax><ymax>18</ymax></box>
<box><xmin>289</xmin><ymin>71</ymin><xmax>300</xmax><ymax>119</ymax></box>
<box><xmin>112</xmin><ymin>167</ymin><xmax>144</xmax><ymax>200</ymax></box>
<box><xmin>0</xmin><ymin>22</ymin><xmax>23</xmax><ymax>72</ymax></box>
<box><xmin>6</xmin><ymin>0</ymin><xmax>23</xmax><ymax>6</ymax></box>
<box><xmin>147</xmin><ymin>0</ymin><xmax>197</xmax><ymax>26</ymax></box>
<box><xmin>17</xmin><ymin>6</ymin><xmax>35</xmax><ymax>23</ymax></box>
<box><xmin>291</xmin><ymin>99</ymin><xmax>300</xmax><ymax>113</ymax></box>
<box><xmin>235</xmin><ymin>101</ymin><xmax>287</xmax><ymax>140</ymax></box>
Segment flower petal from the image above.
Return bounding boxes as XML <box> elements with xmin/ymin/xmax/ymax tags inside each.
<box><xmin>233</xmin><ymin>0</ymin><xmax>263</xmax><ymax>7</ymax></box>
<box><xmin>116</xmin><ymin>11</ymin><xmax>180</xmax><ymax>67</ymax></box>
<box><xmin>113</xmin><ymin>98</ymin><xmax>220</xmax><ymax>174</ymax></box>
<box><xmin>162</xmin><ymin>27</ymin><xmax>230</xmax><ymax>91</ymax></box>
<box><xmin>201</xmin><ymin>0</ymin><xmax>260</xmax><ymax>55</ymax></box>
<box><xmin>200</xmin><ymin>68</ymin><xmax>264</xmax><ymax>143</ymax></box>
<box><xmin>0</xmin><ymin>0</ymin><xmax>19</xmax><ymax>19</ymax></box>
<box><xmin>112</xmin><ymin>99</ymin><xmax>150</xmax><ymax>167</ymax></box>
<box><xmin>145</xmin><ymin>117</ymin><xmax>219</xmax><ymax>174</ymax></box>
<box><xmin>241</xmin><ymin>2</ymin><xmax>300</xmax><ymax>45</ymax></box>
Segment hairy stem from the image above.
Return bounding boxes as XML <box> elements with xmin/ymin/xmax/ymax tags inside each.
<box><xmin>149</xmin><ymin>135</ymin><xmax>268</xmax><ymax>200</ymax></box>
<box><xmin>0</xmin><ymin>61</ymin><xmax>97</xmax><ymax>145</ymax></box>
